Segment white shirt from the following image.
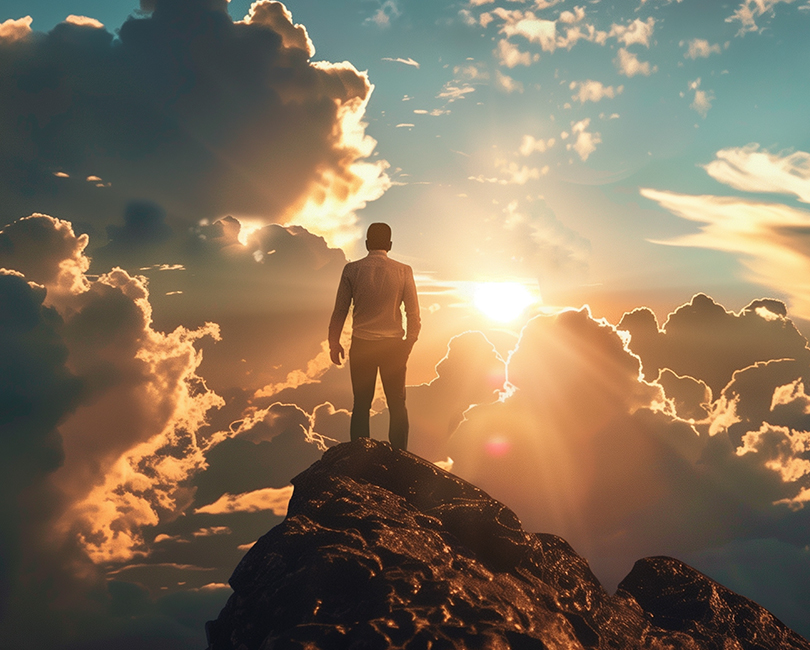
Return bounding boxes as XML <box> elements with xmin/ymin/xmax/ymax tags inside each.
<box><xmin>329</xmin><ymin>250</ymin><xmax>420</xmax><ymax>342</ymax></box>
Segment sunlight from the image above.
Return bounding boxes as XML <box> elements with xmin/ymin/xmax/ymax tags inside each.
<box><xmin>236</xmin><ymin>218</ymin><xmax>266</xmax><ymax>246</ymax></box>
<box><xmin>474</xmin><ymin>282</ymin><xmax>537</xmax><ymax>323</ymax></box>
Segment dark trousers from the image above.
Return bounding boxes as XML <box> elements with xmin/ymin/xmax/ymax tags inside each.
<box><xmin>349</xmin><ymin>337</ymin><xmax>410</xmax><ymax>450</ymax></box>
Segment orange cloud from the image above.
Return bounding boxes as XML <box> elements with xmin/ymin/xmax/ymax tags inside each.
<box><xmin>194</xmin><ymin>485</ymin><xmax>294</xmax><ymax>516</ymax></box>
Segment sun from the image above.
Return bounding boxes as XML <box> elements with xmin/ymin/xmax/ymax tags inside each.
<box><xmin>473</xmin><ymin>282</ymin><xmax>537</xmax><ymax>323</ymax></box>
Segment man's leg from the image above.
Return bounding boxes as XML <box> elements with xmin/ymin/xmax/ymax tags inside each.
<box><xmin>379</xmin><ymin>339</ymin><xmax>409</xmax><ymax>451</ymax></box>
<box><xmin>349</xmin><ymin>338</ymin><xmax>378</xmax><ymax>441</ymax></box>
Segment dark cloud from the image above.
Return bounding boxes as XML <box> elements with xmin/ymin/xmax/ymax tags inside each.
<box><xmin>0</xmin><ymin>215</ymin><xmax>227</xmax><ymax>647</ymax></box>
<box><xmin>0</xmin><ymin>272</ymin><xmax>82</xmax><ymax>612</ymax></box>
<box><xmin>619</xmin><ymin>293</ymin><xmax>810</xmax><ymax>397</ymax></box>
<box><xmin>193</xmin><ymin>403</ymin><xmax>325</xmax><ymax>508</ymax></box>
<box><xmin>0</xmin><ymin>0</ymin><xmax>387</xmax><ymax>245</ymax></box>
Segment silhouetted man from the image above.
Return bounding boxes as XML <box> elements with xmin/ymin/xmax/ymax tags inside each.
<box><xmin>328</xmin><ymin>223</ymin><xmax>420</xmax><ymax>450</ymax></box>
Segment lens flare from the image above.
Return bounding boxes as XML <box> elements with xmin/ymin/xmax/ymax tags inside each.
<box><xmin>474</xmin><ymin>282</ymin><xmax>536</xmax><ymax>323</ymax></box>
<box><xmin>485</xmin><ymin>435</ymin><xmax>511</xmax><ymax>457</ymax></box>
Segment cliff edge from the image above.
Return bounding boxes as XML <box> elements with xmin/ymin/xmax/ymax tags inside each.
<box><xmin>205</xmin><ymin>438</ymin><xmax>809</xmax><ymax>650</ymax></box>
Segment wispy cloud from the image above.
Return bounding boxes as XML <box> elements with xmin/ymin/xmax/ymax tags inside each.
<box><xmin>643</xmin><ymin>146</ymin><xmax>810</xmax><ymax>318</ymax></box>
<box><xmin>195</xmin><ymin>486</ymin><xmax>294</xmax><ymax>516</ymax></box>
<box><xmin>382</xmin><ymin>56</ymin><xmax>420</xmax><ymax>68</ymax></box>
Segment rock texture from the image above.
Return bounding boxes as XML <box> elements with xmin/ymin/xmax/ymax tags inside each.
<box><xmin>206</xmin><ymin>438</ymin><xmax>809</xmax><ymax>650</ymax></box>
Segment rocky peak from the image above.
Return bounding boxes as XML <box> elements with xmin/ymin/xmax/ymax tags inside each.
<box><xmin>206</xmin><ymin>438</ymin><xmax>809</xmax><ymax>649</ymax></box>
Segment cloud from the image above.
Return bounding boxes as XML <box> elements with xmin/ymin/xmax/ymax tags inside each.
<box><xmin>569</xmin><ymin>80</ymin><xmax>623</xmax><ymax>103</ymax></box>
<box><xmin>566</xmin><ymin>118</ymin><xmax>601</xmax><ymax>161</ymax></box>
<box><xmin>703</xmin><ymin>145</ymin><xmax>810</xmax><ymax>204</ymax></box>
<box><xmin>618</xmin><ymin>294</ymin><xmax>810</xmax><ymax>397</ymax></box>
<box><xmin>559</xmin><ymin>7</ymin><xmax>586</xmax><ymax>23</ymax></box>
<box><xmin>494</xmin><ymin>70</ymin><xmax>524</xmax><ymax>93</ymax></box>
<box><xmin>0</xmin><ymin>213</ymin><xmax>233</xmax><ymax>644</ymax></box>
<box><xmin>642</xmin><ymin>180</ymin><xmax>810</xmax><ymax>319</ymax></box>
<box><xmin>382</xmin><ymin>56</ymin><xmax>420</xmax><ymax>68</ymax></box>
<box><xmin>519</xmin><ymin>135</ymin><xmax>555</xmax><ymax>156</ymax></box>
<box><xmin>368</xmin><ymin>0</ymin><xmax>400</xmax><ymax>27</ymax></box>
<box><xmin>608</xmin><ymin>17</ymin><xmax>656</xmax><ymax>47</ymax></box>
<box><xmin>727</xmin><ymin>0</ymin><xmax>796</xmax><ymax>35</ymax></box>
<box><xmin>614</xmin><ymin>47</ymin><xmax>656</xmax><ymax>76</ymax></box>
<box><xmin>194</xmin><ymin>485</ymin><xmax>294</xmax><ymax>516</ymax></box>
<box><xmin>444</xmin><ymin>300</ymin><xmax>810</xmax><ymax>606</ymax></box>
<box><xmin>0</xmin><ymin>0</ymin><xmax>388</xmax><ymax>249</ymax></box>
<box><xmin>494</xmin><ymin>38</ymin><xmax>538</xmax><ymax>67</ymax></box>
<box><xmin>437</xmin><ymin>82</ymin><xmax>477</xmax><ymax>102</ymax></box>
<box><xmin>0</xmin><ymin>15</ymin><xmax>32</xmax><ymax>42</ymax></box>
<box><xmin>684</xmin><ymin>38</ymin><xmax>722</xmax><ymax>59</ymax></box>
<box><xmin>65</xmin><ymin>15</ymin><xmax>105</xmax><ymax>28</ymax></box>
<box><xmin>688</xmin><ymin>78</ymin><xmax>714</xmax><ymax>117</ymax></box>
<box><xmin>0</xmin><ymin>271</ymin><xmax>83</xmax><ymax>609</ymax></box>
<box><xmin>495</xmin><ymin>10</ymin><xmax>559</xmax><ymax>52</ymax></box>
<box><xmin>91</xmin><ymin>213</ymin><xmax>346</xmax><ymax>396</ymax></box>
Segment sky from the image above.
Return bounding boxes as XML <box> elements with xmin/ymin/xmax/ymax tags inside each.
<box><xmin>2</xmin><ymin>0</ymin><xmax>810</xmax><ymax>646</ymax></box>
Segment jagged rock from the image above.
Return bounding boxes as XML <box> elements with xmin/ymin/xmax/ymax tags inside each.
<box><xmin>206</xmin><ymin>438</ymin><xmax>809</xmax><ymax>650</ymax></box>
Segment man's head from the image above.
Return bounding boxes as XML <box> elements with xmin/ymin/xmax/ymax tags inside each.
<box><xmin>366</xmin><ymin>222</ymin><xmax>392</xmax><ymax>252</ymax></box>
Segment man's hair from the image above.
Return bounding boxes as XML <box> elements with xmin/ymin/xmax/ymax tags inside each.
<box><xmin>366</xmin><ymin>222</ymin><xmax>392</xmax><ymax>250</ymax></box>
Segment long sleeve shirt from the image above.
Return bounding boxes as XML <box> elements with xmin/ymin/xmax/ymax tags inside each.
<box><xmin>328</xmin><ymin>250</ymin><xmax>421</xmax><ymax>345</ymax></box>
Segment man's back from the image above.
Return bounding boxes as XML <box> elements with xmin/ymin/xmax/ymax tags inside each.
<box><xmin>330</xmin><ymin>250</ymin><xmax>420</xmax><ymax>343</ymax></box>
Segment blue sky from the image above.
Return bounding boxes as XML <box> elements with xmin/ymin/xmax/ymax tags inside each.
<box><xmin>3</xmin><ymin>0</ymin><xmax>810</xmax><ymax>647</ymax></box>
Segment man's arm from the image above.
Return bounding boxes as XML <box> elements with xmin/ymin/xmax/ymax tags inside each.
<box><xmin>328</xmin><ymin>268</ymin><xmax>352</xmax><ymax>365</ymax></box>
<box><xmin>403</xmin><ymin>265</ymin><xmax>420</xmax><ymax>344</ymax></box>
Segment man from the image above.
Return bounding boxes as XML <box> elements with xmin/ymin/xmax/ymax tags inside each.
<box><xmin>328</xmin><ymin>222</ymin><xmax>420</xmax><ymax>450</ymax></box>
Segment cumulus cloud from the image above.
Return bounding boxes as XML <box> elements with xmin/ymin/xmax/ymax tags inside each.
<box><xmin>559</xmin><ymin>7</ymin><xmax>586</xmax><ymax>24</ymax></box>
<box><xmin>566</xmin><ymin>118</ymin><xmax>601</xmax><ymax>161</ymax></box>
<box><xmin>65</xmin><ymin>15</ymin><xmax>105</xmax><ymax>28</ymax></box>
<box><xmin>91</xmin><ymin>212</ymin><xmax>346</xmax><ymax>396</ymax></box>
<box><xmin>569</xmin><ymin>80</ymin><xmax>623</xmax><ymax>103</ymax></box>
<box><xmin>618</xmin><ymin>294</ymin><xmax>810</xmax><ymax>397</ymax></box>
<box><xmin>495</xmin><ymin>38</ymin><xmax>539</xmax><ymax>67</ymax></box>
<box><xmin>0</xmin><ymin>0</ymin><xmax>389</xmax><ymax>249</ymax></box>
<box><xmin>614</xmin><ymin>47</ymin><xmax>656</xmax><ymax>76</ymax></box>
<box><xmin>496</xmin><ymin>9</ymin><xmax>560</xmax><ymax>52</ymax></box>
<box><xmin>608</xmin><ymin>17</ymin><xmax>655</xmax><ymax>47</ymax></box>
<box><xmin>684</xmin><ymin>38</ymin><xmax>722</xmax><ymax>59</ymax></box>
<box><xmin>0</xmin><ymin>15</ymin><xmax>32</xmax><ymax>42</ymax></box>
<box><xmin>519</xmin><ymin>135</ymin><xmax>556</xmax><ymax>156</ymax></box>
<box><xmin>445</xmin><ymin>299</ymin><xmax>810</xmax><ymax>607</ymax></box>
<box><xmin>0</xmin><ymin>214</ymin><xmax>227</xmax><ymax>642</ymax></box>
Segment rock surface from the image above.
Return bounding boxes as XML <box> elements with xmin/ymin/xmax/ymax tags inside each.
<box><xmin>206</xmin><ymin>438</ymin><xmax>809</xmax><ymax>650</ymax></box>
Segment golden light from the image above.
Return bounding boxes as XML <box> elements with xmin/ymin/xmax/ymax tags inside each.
<box><xmin>473</xmin><ymin>282</ymin><xmax>537</xmax><ymax>323</ymax></box>
<box><xmin>236</xmin><ymin>218</ymin><xmax>266</xmax><ymax>246</ymax></box>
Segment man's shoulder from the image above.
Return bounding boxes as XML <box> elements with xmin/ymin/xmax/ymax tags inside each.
<box><xmin>347</xmin><ymin>253</ymin><xmax>411</xmax><ymax>270</ymax></box>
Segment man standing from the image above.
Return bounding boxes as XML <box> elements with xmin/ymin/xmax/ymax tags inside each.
<box><xmin>328</xmin><ymin>223</ymin><xmax>420</xmax><ymax>451</ymax></box>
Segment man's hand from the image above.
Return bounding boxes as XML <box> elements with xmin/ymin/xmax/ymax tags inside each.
<box><xmin>330</xmin><ymin>342</ymin><xmax>345</xmax><ymax>366</ymax></box>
